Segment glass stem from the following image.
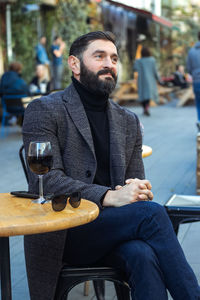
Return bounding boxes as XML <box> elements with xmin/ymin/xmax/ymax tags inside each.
<box><xmin>39</xmin><ymin>175</ymin><xmax>44</xmax><ymax>200</ymax></box>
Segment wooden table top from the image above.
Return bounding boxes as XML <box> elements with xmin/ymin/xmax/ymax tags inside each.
<box><xmin>0</xmin><ymin>193</ymin><xmax>99</xmax><ymax>237</ymax></box>
<box><xmin>142</xmin><ymin>145</ymin><xmax>152</xmax><ymax>158</ymax></box>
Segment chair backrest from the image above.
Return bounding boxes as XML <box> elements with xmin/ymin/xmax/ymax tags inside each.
<box><xmin>1</xmin><ymin>94</ymin><xmax>27</xmax><ymax>114</ymax></box>
<box><xmin>19</xmin><ymin>145</ymin><xmax>29</xmax><ymax>184</ymax></box>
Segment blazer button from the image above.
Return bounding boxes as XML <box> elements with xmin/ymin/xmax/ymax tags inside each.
<box><xmin>86</xmin><ymin>170</ymin><xmax>91</xmax><ymax>178</ymax></box>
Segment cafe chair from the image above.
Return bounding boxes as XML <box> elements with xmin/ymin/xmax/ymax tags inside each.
<box><xmin>54</xmin><ymin>265</ymin><xmax>130</xmax><ymax>300</ymax></box>
<box><xmin>0</xmin><ymin>94</ymin><xmax>27</xmax><ymax>137</ymax></box>
<box><xmin>19</xmin><ymin>145</ymin><xmax>131</xmax><ymax>300</ymax></box>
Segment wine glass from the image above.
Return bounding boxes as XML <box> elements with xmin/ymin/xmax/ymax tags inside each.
<box><xmin>27</xmin><ymin>141</ymin><xmax>53</xmax><ymax>204</ymax></box>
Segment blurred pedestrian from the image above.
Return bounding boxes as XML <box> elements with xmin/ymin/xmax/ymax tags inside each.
<box><xmin>133</xmin><ymin>47</ymin><xmax>159</xmax><ymax>116</ymax></box>
<box><xmin>35</xmin><ymin>36</ymin><xmax>50</xmax><ymax>81</ymax></box>
<box><xmin>29</xmin><ymin>64</ymin><xmax>50</xmax><ymax>95</ymax></box>
<box><xmin>173</xmin><ymin>65</ymin><xmax>188</xmax><ymax>89</ymax></box>
<box><xmin>51</xmin><ymin>36</ymin><xmax>66</xmax><ymax>90</ymax></box>
<box><xmin>0</xmin><ymin>61</ymin><xmax>28</xmax><ymax>125</ymax></box>
<box><xmin>0</xmin><ymin>61</ymin><xmax>28</xmax><ymax>95</ymax></box>
<box><xmin>186</xmin><ymin>31</ymin><xmax>200</xmax><ymax>130</ymax></box>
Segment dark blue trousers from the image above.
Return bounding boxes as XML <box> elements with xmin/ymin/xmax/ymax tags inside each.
<box><xmin>193</xmin><ymin>82</ymin><xmax>200</xmax><ymax>122</ymax></box>
<box><xmin>64</xmin><ymin>201</ymin><xmax>200</xmax><ymax>299</ymax></box>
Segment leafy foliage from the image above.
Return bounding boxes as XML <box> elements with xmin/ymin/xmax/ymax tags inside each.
<box><xmin>11</xmin><ymin>0</ymin><xmax>39</xmax><ymax>82</ymax></box>
<box><xmin>10</xmin><ymin>0</ymin><xmax>102</xmax><ymax>86</ymax></box>
<box><xmin>53</xmin><ymin>0</ymin><xmax>90</xmax><ymax>86</ymax></box>
<box><xmin>160</xmin><ymin>4</ymin><xmax>200</xmax><ymax>76</ymax></box>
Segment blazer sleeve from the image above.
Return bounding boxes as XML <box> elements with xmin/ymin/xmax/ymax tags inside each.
<box><xmin>125</xmin><ymin>112</ymin><xmax>145</xmax><ymax>180</ymax></box>
<box><xmin>22</xmin><ymin>98</ymin><xmax>110</xmax><ymax>209</ymax></box>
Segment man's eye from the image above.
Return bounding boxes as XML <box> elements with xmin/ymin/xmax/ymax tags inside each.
<box><xmin>112</xmin><ymin>57</ymin><xmax>118</xmax><ymax>63</ymax></box>
<box><xmin>95</xmin><ymin>54</ymin><xmax>102</xmax><ymax>59</ymax></box>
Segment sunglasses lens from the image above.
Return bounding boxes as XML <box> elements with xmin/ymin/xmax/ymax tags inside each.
<box><xmin>52</xmin><ymin>195</ymin><xmax>67</xmax><ymax>211</ymax></box>
<box><xmin>69</xmin><ymin>192</ymin><xmax>81</xmax><ymax>208</ymax></box>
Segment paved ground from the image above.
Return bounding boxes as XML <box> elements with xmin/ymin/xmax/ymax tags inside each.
<box><xmin>0</xmin><ymin>96</ymin><xmax>199</xmax><ymax>299</ymax></box>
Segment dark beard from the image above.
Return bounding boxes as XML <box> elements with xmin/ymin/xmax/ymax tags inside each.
<box><xmin>79</xmin><ymin>61</ymin><xmax>117</xmax><ymax>95</ymax></box>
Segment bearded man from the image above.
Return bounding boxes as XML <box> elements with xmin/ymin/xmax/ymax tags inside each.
<box><xmin>23</xmin><ymin>31</ymin><xmax>200</xmax><ymax>300</ymax></box>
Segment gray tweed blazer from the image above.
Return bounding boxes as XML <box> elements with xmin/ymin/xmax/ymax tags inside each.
<box><xmin>22</xmin><ymin>83</ymin><xmax>145</xmax><ymax>300</ymax></box>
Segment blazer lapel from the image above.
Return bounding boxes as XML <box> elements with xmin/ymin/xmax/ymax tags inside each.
<box><xmin>62</xmin><ymin>84</ymin><xmax>95</xmax><ymax>157</ymax></box>
<box><xmin>107</xmin><ymin>101</ymin><xmax>126</xmax><ymax>187</ymax></box>
<box><xmin>62</xmin><ymin>84</ymin><xmax>126</xmax><ymax>186</ymax></box>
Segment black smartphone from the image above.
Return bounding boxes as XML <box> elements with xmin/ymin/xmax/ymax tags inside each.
<box><xmin>10</xmin><ymin>191</ymin><xmax>39</xmax><ymax>199</ymax></box>
<box><xmin>10</xmin><ymin>191</ymin><xmax>53</xmax><ymax>200</ymax></box>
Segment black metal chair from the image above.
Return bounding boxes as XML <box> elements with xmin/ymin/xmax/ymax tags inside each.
<box><xmin>19</xmin><ymin>145</ymin><xmax>131</xmax><ymax>300</ymax></box>
<box><xmin>55</xmin><ymin>266</ymin><xmax>130</xmax><ymax>300</ymax></box>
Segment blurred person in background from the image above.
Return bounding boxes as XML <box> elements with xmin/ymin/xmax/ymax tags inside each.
<box><xmin>29</xmin><ymin>64</ymin><xmax>50</xmax><ymax>95</ymax></box>
<box><xmin>173</xmin><ymin>64</ymin><xmax>189</xmax><ymax>89</ymax></box>
<box><xmin>51</xmin><ymin>35</ymin><xmax>66</xmax><ymax>90</ymax></box>
<box><xmin>0</xmin><ymin>61</ymin><xmax>28</xmax><ymax>95</ymax></box>
<box><xmin>187</xmin><ymin>31</ymin><xmax>200</xmax><ymax>131</ymax></box>
<box><xmin>0</xmin><ymin>61</ymin><xmax>28</xmax><ymax>125</ymax></box>
<box><xmin>133</xmin><ymin>47</ymin><xmax>159</xmax><ymax>116</ymax></box>
<box><xmin>35</xmin><ymin>36</ymin><xmax>50</xmax><ymax>81</ymax></box>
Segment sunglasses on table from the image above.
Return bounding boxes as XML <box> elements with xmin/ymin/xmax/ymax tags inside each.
<box><xmin>41</xmin><ymin>192</ymin><xmax>81</xmax><ymax>211</ymax></box>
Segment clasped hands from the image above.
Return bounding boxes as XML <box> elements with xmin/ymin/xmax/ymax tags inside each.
<box><xmin>103</xmin><ymin>178</ymin><xmax>153</xmax><ymax>207</ymax></box>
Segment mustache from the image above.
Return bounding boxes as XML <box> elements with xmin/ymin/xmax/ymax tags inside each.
<box><xmin>97</xmin><ymin>69</ymin><xmax>117</xmax><ymax>80</ymax></box>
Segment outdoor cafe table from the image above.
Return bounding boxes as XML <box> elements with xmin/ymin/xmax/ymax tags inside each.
<box><xmin>142</xmin><ymin>145</ymin><xmax>152</xmax><ymax>158</ymax></box>
<box><xmin>0</xmin><ymin>193</ymin><xmax>99</xmax><ymax>300</ymax></box>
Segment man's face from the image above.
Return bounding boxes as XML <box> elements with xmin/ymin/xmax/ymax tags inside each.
<box><xmin>40</xmin><ymin>37</ymin><xmax>46</xmax><ymax>45</ymax></box>
<box><xmin>36</xmin><ymin>65</ymin><xmax>45</xmax><ymax>78</ymax></box>
<box><xmin>79</xmin><ymin>39</ymin><xmax>118</xmax><ymax>95</ymax></box>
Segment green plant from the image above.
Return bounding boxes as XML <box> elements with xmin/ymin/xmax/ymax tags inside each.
<box><xmin>11</xmin><ymin>0</ymin><xmax>39</xmax><ymax>82</ymax></box>
<box><xmin>11</xmin><ymin>0</ymin><xmax>102</xmax><ymax>86</ymax></box>
<box><xmin>53</xmin><ymin>0</ymin><xmax>90</xmax><ymax>86</ymax></box>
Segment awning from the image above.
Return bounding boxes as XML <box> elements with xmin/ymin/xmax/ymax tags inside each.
<box><xmin>106</xmin><ymin>0</ymin><xmax>172</xmax><ymax>28</ymax></box>
<box><xmin>0</xmin><ymin>0</ymin><xmax>17</xmax><ymax>3</ymax></box>
<box><xmin>39</xmin><ymin>0</ymin><xmax>58</xmax><ymax>7</ymax></box>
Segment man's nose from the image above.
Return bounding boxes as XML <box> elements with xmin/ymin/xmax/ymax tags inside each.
<box><xmin>103</xmin><ymin>57</ymin><xmax>114</xmax><ymax>68</ymax></box>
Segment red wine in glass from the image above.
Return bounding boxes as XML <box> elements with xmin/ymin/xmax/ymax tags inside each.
<box><xmin>28</xmin><ymin>142</ymin><xmax>53</xmax><ymax>203</ymax></box>
<box><xmin>28</xmin><ymin>155</ymin><xmax>53</xmax><ymax>175</ymax></box>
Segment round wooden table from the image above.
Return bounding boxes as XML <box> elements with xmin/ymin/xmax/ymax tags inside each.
<box><xmin>0</xmin><ymin>193</ymin><xmax>99</xmax><ymax>300</ymax></box>
<box><xmin>142</xmin><ymin>145</ymin><xmax>152</xmax><ymax>158</ymax></box>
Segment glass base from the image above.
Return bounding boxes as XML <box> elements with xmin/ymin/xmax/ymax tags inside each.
<box><xmin>32</xmin><ymin>197</ymin><xmax>51</xmax><ymax>204</ymax></box>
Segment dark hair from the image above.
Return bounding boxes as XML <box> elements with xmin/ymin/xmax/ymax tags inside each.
<box><xmin>54</xmin><ymin>35</ymin><xmax>59</xmax><ymax>41</ymax></box>
<box><xmin>141</xmin><ymin>47</ymin><xmax>151</xmax><ymax>57</ymax></box>
<box><xmin>69</xmin><ymin>31</ymin><xmax>116</xmax><ymax>59</ymax></box>
<box><xmin>175</xmin><ymin>64</ymin><xmax>180</xmax><ymax>71</ymax></box>
<box><xmin>198</xmin><ymin>32</ymin><xmax>200</xmax><ymax>40</ymax></box>
<box><xmin>9</xmin><ymin>61</ymin><xmax>23</xmax><ymax>73</ymax></box>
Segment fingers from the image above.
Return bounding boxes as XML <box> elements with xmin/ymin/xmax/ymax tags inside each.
<box><xmin>125</xmin><ymin>178</ymin><xmax>135</xmax><ymax>184</ymax></box>
<box><xmin>125</xmin><ymin>178</ymin><xmax>152</xmax><ymax>190</ymax></box>
<box><xmin>137</xmin><ymin>194</ymin><xmax>149</xmax><ymax>201</ymax></box>
<box><xmin>143</xmin><ymin>180</ymin><xmax>152</xmax><ymax>190</ymax></box>
<box><xmin>138</xmin><ymin>190</ymin><xmax>154</xmax><ymax>201</ymax></box>
<box><xmin>147</xmin><ymin>191</ymin><xmax>154</xmax><ymax>200</ymax></box>
<box><xmin>115</xmin><ymin>185</ymin><xmax>122</xmax><ymax>190</ymax></box>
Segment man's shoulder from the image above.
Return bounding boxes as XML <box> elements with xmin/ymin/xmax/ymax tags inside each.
<box><xmin>188</xmin><ymin>43</ymin><xmax>200</xmax><ymax>54</ymax></box>
<box><xmin>26</xmin><ymin>89</ymin><xmax>65</xmax><ymax>111</ymax></box>
<box><xmin>109</xmin><ymin>99</ymin><xmax>139</xmax><ymax>121</ymax></box>
<box><xmin>27</xmin><ymin>84</ymin><xmax>75</xmax><ymax>109</ymax></box>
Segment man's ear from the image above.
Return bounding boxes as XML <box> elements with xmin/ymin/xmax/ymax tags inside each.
<box><xmin>68</xmin><ymin>55</ymin><xmax>80</xmax><ymax>77</ymax></box>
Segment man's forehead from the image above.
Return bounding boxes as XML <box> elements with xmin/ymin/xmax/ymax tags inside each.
<box><xmin>84</xmin><ymin>39</ymin><xmax>118</xmax><ymax>55</ymax></box>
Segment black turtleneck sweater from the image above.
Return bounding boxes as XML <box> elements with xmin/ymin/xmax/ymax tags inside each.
<box><xmin>72</xmin><ymin>77</ymin><xmax>111</xmax><ymax>187</ymax></box>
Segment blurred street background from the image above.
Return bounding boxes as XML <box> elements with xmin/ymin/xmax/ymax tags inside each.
<box><xmin>1</xmin><ymin>0</ymin><xmax>200</xmax><ymax>299</ymax></box>
<box><xmin>0</xmin><ymin>96</ymin><xmax>199</xmax><ymax>299</ymax></box>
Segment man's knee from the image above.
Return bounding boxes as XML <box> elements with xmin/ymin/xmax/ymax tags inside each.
<box><xmin>115</xmin><ymin>240</ymin><xmax>159</xmax><ymax>271</ymax></box>
<box><xmin>134</xmin><ymin>202</ymin><xmax>173</xmax><ymax>240</ymax></box>
<box><xmin>147</xmin><ymin>202</ymin><xmax>169</xmax><ymax>220</ymax></box>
